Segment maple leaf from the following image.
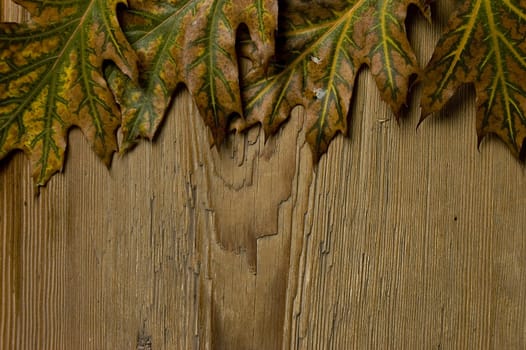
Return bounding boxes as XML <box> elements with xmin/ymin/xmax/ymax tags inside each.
<box><xmin>107</xmin><ymin>0</ymin><xmax>277</xmax><ymax>151</ymax></box>
<box><xmin>0</xmin><ymin>0</ymin><xmax>138</xmax><ymax>186</ymax></box>
<box><xmin>421</xmin><ymin>0</ymin><xmax>526</xmax><ymax>158</ymax></box>
<box><xmin>239</xmin><ymin>0</ymin><xmax>430</xmax><ymax>159</ymax></box>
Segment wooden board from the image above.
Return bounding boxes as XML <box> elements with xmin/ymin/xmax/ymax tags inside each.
<box><xmin>1</xmin><ymin>2</ymin><xmax>525</xmax><ymax>349</ymax></box>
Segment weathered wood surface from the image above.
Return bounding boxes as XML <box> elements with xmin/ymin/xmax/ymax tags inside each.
<box><xmin>1</xmin><ymin>2</ymin><xmax>526</xmax><ymax>349</ymax></box>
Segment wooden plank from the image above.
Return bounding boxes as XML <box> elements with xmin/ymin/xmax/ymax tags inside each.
<box><xmin>1</xmin><ymin>1</ymin><xmax>526</xmax><ymax>349</ymax></box>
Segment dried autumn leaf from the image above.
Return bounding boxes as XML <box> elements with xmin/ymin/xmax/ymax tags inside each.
<box><xmin>240</xmin><ymin>0</ymin><xmax>430</xmax><ymax>159</ymax></box>
<box><xmin>421</xmin><ymin>0</ymin><xmax>526</xmax><ymax>157</ymax></box>
<box><xmin>108</xmin><ymin>0</ymin><xmax>277</xmax><ymax>151</ymax></box>
<box><xmin>0</xmin><ymin>0</ymin><xmax>137</xmax><ymax>186</ymax></box>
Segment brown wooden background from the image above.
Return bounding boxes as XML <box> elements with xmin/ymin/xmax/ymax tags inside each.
<box><xmin>2</xmin><ymin>1</ymin><xmax>526</xmax><ymax>349</ymax></box>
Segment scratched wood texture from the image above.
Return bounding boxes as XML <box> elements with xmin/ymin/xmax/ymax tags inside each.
<box><xmin>1</xmin><ymin>1</ymin><xmax>526</xmax><ymax>349</ymax></box>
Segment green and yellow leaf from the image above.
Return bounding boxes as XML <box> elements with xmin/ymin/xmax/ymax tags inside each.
<box><xmin>108</xmin><ymin>0</ymin><xmax>277</xmax><ymax>151</ymax></box>
<box><xmin>421</xmin><ymin>0</ymin><xmax>526</xmax><ymax>157</ymax></box>
<box><xmin>240</xmin><ymin>0</ymin><xmax>430</xmax><ymax>158</ymax></box>
<box><xmin>0</xmin><ymin>0</ymin><xmax>138</xmax><ymax>186</ymax></box>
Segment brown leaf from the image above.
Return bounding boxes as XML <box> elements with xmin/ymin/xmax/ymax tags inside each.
<box><xmin>108</xmin><ymin>0</ymin><xmax>277</xmax><ymax>151</ymax></box>
<box><xmin>240</xmin><ymin>0</ymin><xmax>430</xmax><ymax>158</ymax></box>
<box><xmin>0</xmin><ymin>0</ymin><xmax>137</xmax><ymax>186</ymax></box>
<box><xmin>421</xmin><ymin>0</ymin><xmax>526</xmax><ymax>158</ymax></box>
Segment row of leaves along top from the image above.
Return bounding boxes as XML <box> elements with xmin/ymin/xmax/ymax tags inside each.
<box><xmin>2</xmin><ymin>0</ymin><xmax>526</xmax><ymax>187</ymax></box>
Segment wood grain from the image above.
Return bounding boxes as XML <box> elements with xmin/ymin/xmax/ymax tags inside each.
<box><xmin>1</xmin><ymin>1</ymin><xmax>526</xmax><ymax>349</ymax></box>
